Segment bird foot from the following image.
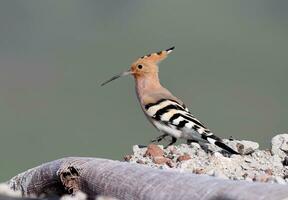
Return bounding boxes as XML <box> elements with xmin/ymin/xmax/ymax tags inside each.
<box><xmin>151</xmin><ymin>134</ymin><xmax>168</xmax><ymax>143</ymax></box>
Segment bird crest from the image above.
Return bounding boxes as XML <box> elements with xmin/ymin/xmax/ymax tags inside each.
<box><xmin>137</xmin><ymin>46</ymin><xmax>175</xmax><ymax>64</ymax></box>
<box><xmin>130</xmin><ymin>46</ymin><xmax>175</xmax><ymax>77</ymax></box>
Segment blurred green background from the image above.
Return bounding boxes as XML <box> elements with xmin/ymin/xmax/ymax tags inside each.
<box><xmin>0</xmin><ymin>0</ymin><xmax>287</xmax><ymax>181</ymax></box>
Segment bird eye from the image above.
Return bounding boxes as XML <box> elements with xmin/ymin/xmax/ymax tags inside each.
<box><xmin>137</xmin><ymin>65</ymin><xmax>143</xmax><ymax>69</ymax></box>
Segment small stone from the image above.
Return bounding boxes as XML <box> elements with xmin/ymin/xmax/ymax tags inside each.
<box><xmin>283</xmin><ymin>173</ymin><xmax>288</xmax><ymax>179</ymax></box>
<box><xmin>61</xmin><ymin>191</ymin><xmax>87</xmax><ymax>200</ymax></box>
<box><xmin>166</xmin><ymin>154</ymin><xmax>174</xmax><ymax>159</ymax></box>
<box><xmin>236</xmin><ymin>143</ymin><xmax>245</xmax><ymax>153</ymax></box>
<box><xmin>123</xmin><ymin>155</ymin><xmax>132</xmax><ymax>161</ymax></box>
<box><xmin>177</xmin><ymin>154</ymin><xmax>191</xmax><ymax>162</ymax></box>
<box><xmin>166</xmin><ymin>160</ymin><xmax>175</xmax><ymax>168</ymax></box>
<box><xmin>242</xmin><ymin>173</ymin><xmax>248</xmax><ymax>178</ymax></box>
<box><xmin>189</xmin><ymin>142</ymin><xmax>201</xmax><ymax>149</ymax></box>
<box><xmin>96</xmin><ymin>196</ymin><xmax>119</xmax><ymax>200</ymax></box>
<box><xmin>233</xmin><ymin>177</ymin><xmax>244</xmax><ymax>181</ymax></box>
<box><xmin>244</xmin><ymin>157</ymin><xmax>253</xmax><ymax>163</ymax></box>
<box><xmin>274</xmin><ymin>176</ymin><xmax>286</xmax><ymax>184</ymax></box>
<box><xmin>132</xmin><ymin>145</ymin><xmax>142</xmax><ymax>154</ymax></box>
<box><xmin>253</xmin><ymin>174</ymin><xmax>270</xmax><ymax>183</ymax></box>
<box><xmin>167</xmin><ymin>145</ymin><xmax>177</xmax><ymax>154</ymax></box>
<box><xmin>136</xmin><ymin>159</ymin><xmax>144</xmax><ymax>164</ymax></box>
<box><xmin>193</xmin><ymin>168</ymin><xmax>205</xmax><ymax>174</ymax></box>
<box><xmin>153</xmin><ymin>156</ymin><xmax>170</xmax><ymax>165</ymax></box>
<box><xmin>206</xmin><ymin>170</ymin><xmax>215</xmax><ymax>176</ymax></box>
<box><xmin>264</xmin><ymin>168</ymin><xmax>273</xmax><ymax>176</ymax></box>
<box><xmin>144</xmin><ymin>144</ymin><xmax>164</xmax><ymax>158</ymax></box>
<box><xmin>283</xmin><ymin>157</ymin><xmax>288</xmax><ymax>166</ymax></box>
<box><xmin>245</xmin><ymin>177</ymin><xmax>253</xmax><ymax>182</ymax></box>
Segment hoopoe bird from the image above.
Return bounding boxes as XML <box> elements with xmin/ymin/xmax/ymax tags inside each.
<box><xmin>101</xmin><ymin>47</ymin><xmax>238</xmax><ymax>154</ymax></box>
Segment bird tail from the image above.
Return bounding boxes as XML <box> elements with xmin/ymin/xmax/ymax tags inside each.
<box><xmin>202</xmin><ymin>134</ymin><xmax>239</xmax><ymax>154</ymax></box>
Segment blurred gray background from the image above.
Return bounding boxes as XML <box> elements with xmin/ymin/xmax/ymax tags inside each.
<box><xmin>0</xmin><ymin>0</ymin><xmax>287</xmax><ymax>181</ymax></box>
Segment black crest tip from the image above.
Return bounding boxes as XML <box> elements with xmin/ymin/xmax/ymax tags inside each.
<box><xmin>166</xmin><ymin>46</ymin><xmax>175</xmax><ymax>54</ymax></box>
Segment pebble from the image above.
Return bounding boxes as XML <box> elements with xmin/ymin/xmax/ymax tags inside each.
<box><xmin>282</xmin><ymin>157</ymin><xmax>288</xmax><ymax>166</ymax></box>
<box><xmin>123</xmin><ymin>155</ymin><xmax>132</xmax><ymax>161</ymax></box>
<box><xmin>177</xmin><ymin>154</ymin><xmax>191</xmax><ymax>162</ymax></box>
<box><xmin>244</xmin><ymin>177</ymin><xmax>253</xmax><ymax>182</ymax></box>
<box><xmin>274</xmin><ymin>176</ymin><xmax>286</xmax><ymax>184</ymax></box>
<box><xmin>264</xmin><ymin>168</ymin><xmax>273</xmax><ymax>176</ymax></box>
<box><xmin>132</xmin><ymin>145</ymin><xmax>142</xmax><ymax>155</ymax></box>
<box><xmin>144</xmin><ymin>144</ymin><xmax>164</xmax><ymax>158</ymax></box>
<box><xmin>153</xmin><ymin>157</ymin><xmax>170</xmax><ymax>165</ymax></box>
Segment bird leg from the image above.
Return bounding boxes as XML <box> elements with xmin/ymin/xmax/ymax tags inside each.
<box><xmin>164</xmin><ymin>137</ymin><xmax>177</xmax><ymax>149</ymax></box>
<box><xmin>151</xmin><ymin>133</ymin><xmax>169</xmax><ymax>143</ymax></box>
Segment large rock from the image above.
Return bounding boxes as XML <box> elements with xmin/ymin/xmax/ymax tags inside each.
<box><xmin>271</xmin><ymin>134</ymin><xmax>288</xmax><ymax>159</ymax></box>
<box><xmin>222</xmin><ymin>139</ymin><xmax>259</xmax><ymax>155</ymax></box>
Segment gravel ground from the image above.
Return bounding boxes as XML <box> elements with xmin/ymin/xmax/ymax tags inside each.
<box><xmin>125</xmin><ymin>134</ymin><xmax>288</xmax><ymax>184</ymax></box>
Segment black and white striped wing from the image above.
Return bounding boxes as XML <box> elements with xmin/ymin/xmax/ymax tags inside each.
<box><xmin>144</xmin><ymin>99</ymin><xmax>211</xmax><ymax>138</ymax></box>
<box><xmin>144</xmin><ymin>98</ymin><xmax>239</xmax><ymax>154</ymax></box>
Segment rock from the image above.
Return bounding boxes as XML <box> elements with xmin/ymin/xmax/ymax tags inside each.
<box><xmin>96</xmin><ymin>196</ymin><xmax>119</xmax><ymax>200</ymax></box>
<box><xmin>166</xmin><ymin>154</ymin><xmax>175</xmax><ymax>160</ymax></box>
<box><xmin>123</xmin><ymin>155</ymin><xmax>132</xmax><ymax>161</ymax></box>
<box><xmin>166</xmin><ymin>145</ymin><xmax>178</xmax><ymax>154</ymax></box>
<box><xmin>193</xmin><ymin>168</ymin><xmax>205</xmax><ymax>174</ymax></box>
<box><xmin>153</xmin><ymin>157</ymin><xmax>170</xmax><ymax>165</ymax></box>
<box><xmin>136</xmin><ymin>159</ymin><xmax>145</xmax><ymax>164</ymax></box>
<box><xmin>166</xmin><ymin>160</ymin><xmax>175</xmax><ymax>168</ymax></box>
<box><xmin>132</xmin><ymin>145</ymin><xmax>142</xmax><ymax>155</ymax></box>
<box><xmin>213</xmin><ymin>170</ymin><xmax>229</xmax><ymax>179</ymax></box>
<box><xmin>264</xmin><ymin>168</ymin><xmax>273</xmax><ymax>176</ymax></box>
<box><xmin>61</xmin><ymin>191</ymin><xmax>87</xmax><ymax>200</ymax></box>
<box><xmin>245</xmin><ymin>177</ymin><xmax>253</xmax><ymax>182</ymax></box>
<box><xmin>270</xmin><ymin>155</ymin><xmax>284</xmax><ymax>169</ymax></box>
<box><xmin>144</xmin><ymin>144</ymin><xmax>164</xmax><ymax>158</ymax></box>
<box><xmin>222</xmin><ymin>139</ymin><xmax>259</xmax><ymax>155</ymax></box>
<box><xmin>177</xmin><ymin>154</ymin><xmax>191</xmax><ymax>162</ymax></box>
<box><xmin>271</xmin><ymin>134</ymin><xmax>288</xmax><ymax>159</ymax></box>
<box><xmin>244</xmin><ymin>157</ymin><xmax>253</xmax><ymax>163</ymax></box>
<box><xmin>206</xmin><ymin>170</ymin><xmax>215</xmax><ymax>176</ymax></box>
<box><xmin>274</xmin><ymin>176</ymin><xmax>286</xmax><ymax>184</ymax></box>
<box><xmin>253</xmin><ymin>174</ymin><xmax>270</xmax><ymax>183</ymax></box>
<box><xmin>282</xmin><ymin>157</ymin><xmax>288</xmax><ymax>166</ymax></box>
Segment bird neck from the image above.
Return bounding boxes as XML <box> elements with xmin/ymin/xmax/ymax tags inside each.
<box><xmin>134</xmin><ymin>73</ymin><xmax>162</xmax><ymax>99</ymax></box>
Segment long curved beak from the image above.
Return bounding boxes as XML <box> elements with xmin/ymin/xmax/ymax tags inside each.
<box><xmin>101</xmin><ymin>70</ymin><xmax>132</xmax><ymax>86</ymax></box>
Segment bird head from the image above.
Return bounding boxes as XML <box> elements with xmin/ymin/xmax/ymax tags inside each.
<box><xmin>101</xmin><ymin>47</ymin><xmax>174</xmax><ymax>86</ymax></box>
